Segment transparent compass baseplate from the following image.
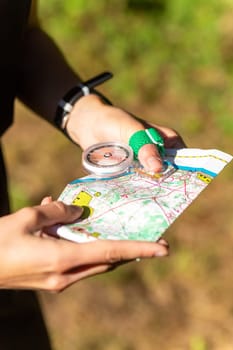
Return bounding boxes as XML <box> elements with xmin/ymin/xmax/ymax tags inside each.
<box><xmin>82</xmin><ymin>141</ymin><xmax>177</xmax><ymax>181</ymax></box>
<box><xmin>130</xmin><ymin>160</ymin><xmax>177</xmax><ymax>182</ymax></box>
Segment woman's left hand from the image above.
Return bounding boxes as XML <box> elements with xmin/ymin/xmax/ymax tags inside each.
<box><xmin>66</xmin><ymin>94</ymin><xmax>186</xmax><ymax>173</ymax></box>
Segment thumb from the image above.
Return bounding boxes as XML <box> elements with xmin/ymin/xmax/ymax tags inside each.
<box><xmin>138</xmin><ymin>143</ymin><xmax>163</xmax><ymax>173</ymax></box>
<box><xmin>15</xmin><ymin>201</ymin><xmax>83</xmax><ymax>233</ymax></box>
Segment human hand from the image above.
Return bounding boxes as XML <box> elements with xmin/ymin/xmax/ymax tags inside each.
<box><xmin>66</xmin><ymin>94</ymin><xmax>186</xmax><ymax>173</ymax></box>
<box><xmin>0</xmin><ymin>201</ymin><xmax>168</xmax><ymax>292</ymax></box>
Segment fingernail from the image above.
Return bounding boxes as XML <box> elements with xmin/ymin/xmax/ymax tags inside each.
<box><xmin>157</xmin><ymin>238</ymin><xmax>169</xmax><ymax>248</ymax></box>
<box><xmin>147</xmin><ymin>156</ymin><xmax>162</xmax><ymax>172</ymax></box>
<box><xmin>70</xmin><ymin>205</ymin><xmax>84</xmax><ymax>214</ymax></box>
<box><xmin>154</xmin><ymin>250</ymin><xmax>167</xmax><ymax>257</ymax></box>
<box><xmin>41</xmin><ymin>196</ymin><xmax>52</xmax><ymax>205</ymax></box>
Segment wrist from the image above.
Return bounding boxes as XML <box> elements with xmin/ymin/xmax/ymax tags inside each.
<box><xmin>71</xmin><ymin>93</ymin><xmax>106</xmax><ymax>115</ymax></box>
<box><xmin>66</xmin><ymin>94</ymin><xmax>111</xmax><ymax>145</ymax></box>
<box><xmin>54</xmin><ymin>72</ymin><xmax>113</xmax><ymax>133</ymax></box>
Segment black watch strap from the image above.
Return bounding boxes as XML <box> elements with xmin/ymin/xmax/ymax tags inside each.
<box><xmin>54</xmin><ymin>71</ymin><xmax>113</xmax><ymax>131</ymax></box>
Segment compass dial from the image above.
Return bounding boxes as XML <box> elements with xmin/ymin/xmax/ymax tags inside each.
<box><xmin>82</xmin><ymin>142</ymin><xmax>133</xmax><ymax>177</ymax></box>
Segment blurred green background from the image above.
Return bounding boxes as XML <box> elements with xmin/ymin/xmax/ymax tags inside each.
<box><xmin>3</xmin><ymin>0</ymin><xmax>233</xmax><ymax>349</ymax></box>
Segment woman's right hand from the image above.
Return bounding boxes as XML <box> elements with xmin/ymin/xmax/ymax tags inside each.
<box><xmin>0</xmin><ymin>201</ymin><xmax>169</xmax><ymax>292</ymax></box>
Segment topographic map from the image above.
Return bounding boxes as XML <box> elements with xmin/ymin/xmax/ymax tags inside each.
<box><xmin>57</xmin><ymin>148</ymin><xmax>232</xmax><ymax>243</ymax></box>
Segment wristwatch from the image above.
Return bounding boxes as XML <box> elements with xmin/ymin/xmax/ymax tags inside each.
<box><xmin>54</xmin><ymin>71</ymin><xmax>113</xmax><ymax>131</ymax></box>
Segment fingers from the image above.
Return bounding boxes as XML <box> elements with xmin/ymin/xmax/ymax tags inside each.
<box><xmin>50</xmin><ymin>264</ymin><xmax>112</xmax><ymax>292</ymax></box>
<box><xmin>41</xmin><ymin>196</ymin><xmax>53</xmax><ymax>205</ymax></box>
<box><xmin>37</xmin><ymin>197</ymin><xmax>58</xmax><ymax>238</ymax></box>
<box><xmin>39</xmin><ymin>238</ymin><xmax>169</xmax><ymax>291</ymax></box>
<box><xmin>15</xmin><ymin>201</ymin><xmax>83</xmax><ymax>233</ymax></box>
<box><xmin>128</xmin><ymin>122</ymin><xmax>185</xmax><ymax>173</ymax></box>
<box><xmin>138</xmin><ymin>143</ymin><xmax>163</xmax><ymax>173</ymax></box>
<box><xmin>157</xmin><ymin>238</ymin><xmax>169</xmax><ymax>248</ymax></box>
<box><xmin>8</xmin><ymin>263</ymin><xmax>112</xmax><ymax>292</ymax></box>
<box><xmin>153</xmin><ymin>125</ymin><xmax>186</xmax><ymax>149</ymax></box>
<box><xmin>54</xmin><ymin>239</ymin><xmax>169</xmax><ymax>274</ymax></box>
<box><xmin>8</xmin><ymin>238</ymin><xmax>168</xmax><ymax>291</ymax></box>
<box><xmin>1</xmin><ymin>235</ymin><xmax>169</xmax><ymax>291</ymax></box>
<box><xmin>84</xmin><ymin>240</ymin><xmax>169</xmax><ymax>262</ymax></box>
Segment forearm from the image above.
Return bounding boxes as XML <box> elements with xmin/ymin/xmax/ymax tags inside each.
<box><xmin>17</xmin><ymin>27</ymin><xmax>81</xmax><ymax>123</ymax></box>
